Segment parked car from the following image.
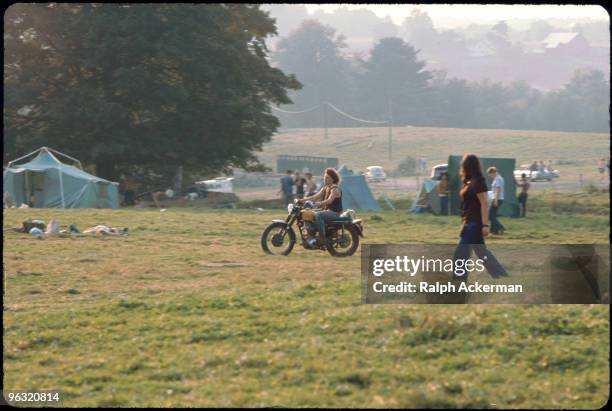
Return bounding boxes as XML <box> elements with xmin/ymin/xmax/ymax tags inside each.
<box><xmin>430</xmin><ymin>164</ymin><xmax>448</xmax><ymax>181</ymax></box>
<box><xmin>194</xmin><ymin>177</ymin><xmax>235</xmax><ymax>193</ymax></box>
<box><xmin>364</xmin><ymin>166</ymin><xmax>386</xmax><ymax>182</ymax></box>
<box><xmin>513</xmin><ymin>165</ymin><xmax>560</xmax><ymax>182</ymax></box>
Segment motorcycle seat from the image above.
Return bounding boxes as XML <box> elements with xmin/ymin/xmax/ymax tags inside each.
<box><xmin>328</xmin><ymin>216</ymin><xmax>352</xmax><ymax>224</ymax></box>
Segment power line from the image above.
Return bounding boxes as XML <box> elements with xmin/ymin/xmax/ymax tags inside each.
<box><xmin>272</xmin><ymin>101</ymin><xmax>394</xmax><ymax>157</ymax></box>
<box><xmin>271</xmin><ymin>104</ymin><xmax>321</xmax><ymax>114</ymax></box>
<box><xmin>325</xmin><ymin>102</ymin><xmax>389</xmax><ymax>124</ymax></box>
<box><xmin>272</xmin><ymin>102</ymin><xmax>390</xmax><ymax>124</ymax></box>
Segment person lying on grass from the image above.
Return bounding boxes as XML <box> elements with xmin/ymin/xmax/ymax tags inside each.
<box><xmin>81</xmin><ymin>225</ymin><xmax>128</xmax><ymax>236</ymax></box>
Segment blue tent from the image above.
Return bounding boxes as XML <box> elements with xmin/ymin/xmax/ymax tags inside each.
<box><xmin>409</xmin><ymin>178</ymin><xmax>441</xmax><ymax>214</ymax></box>
<box><xmin>338</xmin><ymin>165</ymin><xmax>381</xmax><ymax>211</ymax></box>
<box><xmin>3</xmin><ymin>147</ymin><xmax>119</xmax><ymax>208</ymax></box>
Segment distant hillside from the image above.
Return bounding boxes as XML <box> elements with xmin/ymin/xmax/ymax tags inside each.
<box><xmin>258</xmin><ymin>127</ymin><xmax>608</xmax><ymax>180</ymax></box>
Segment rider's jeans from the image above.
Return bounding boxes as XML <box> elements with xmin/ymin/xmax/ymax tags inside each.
<box><xmin>315</xmin><ymin>211</ymin><xmax>339</xmax><ymax>241</ymax></box>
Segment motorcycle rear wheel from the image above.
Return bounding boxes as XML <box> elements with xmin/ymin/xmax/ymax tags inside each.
<box><xmin>326</xmin><ymin>225</ymin><xmax>360</xmax><ymax>257</ymax></box>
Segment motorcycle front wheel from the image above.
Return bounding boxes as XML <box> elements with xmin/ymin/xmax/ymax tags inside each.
<box><xmin>261</xmin><ymin>222</ymin><xmax>296</xmax><ymax>256</ymax></box>
<box><xmin>326</xmin><ymin>225</ymin><xmax>360</xmax><ymax>257</ymax></box>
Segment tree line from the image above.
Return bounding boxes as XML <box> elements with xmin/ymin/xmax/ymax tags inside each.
<box><xmin>4</xmin><ymin>6</ymin><xmax>607</xmax><ymax>190</ymax></box>
<box><xmin>273</xmin><ymin>20</ymin><xmax>609</xmax><ymax>133</ymax></box>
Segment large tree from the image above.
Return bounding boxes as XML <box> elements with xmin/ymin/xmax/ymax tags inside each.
<box><xmin>273</xmin><ymin>19</ymin><xmax>352</xmax><ymax>128</ymax></box>
<box><xmin>429</xmin><ymin>72</ymin><xmax>476</xmax><ymax>128</ymax></box>
<box><xmin>536</xmin><ymin>69</ymin><xmax>609</xmax><ymax>133</ymax></box>
<box><xmin>470</xmin><ymin>79</ymin><xmax>511</xmax><ymax>129</ymax></box>
<box><xmin>356</xmin><ymin>37</ymin><xmax>434</xmax><ymax>126</ymax></box>
<box><xmin>4</xmin><ymin>4</ymin><xmax>300</xmax><ymax>180</ymax></box>
<box><xmin>401</xmin><ymin>9</ymin><xmax>438</xmax><ymax>56</ymax></box>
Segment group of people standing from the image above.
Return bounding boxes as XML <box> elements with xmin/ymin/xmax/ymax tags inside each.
<box><xmin>280</xmin><ymin>170</ymin><xmax>318</xmax><ymax>207</ymax></box>
<box><xmin>529</xmin><ymin>160</ymin><xmax>552</xmax><ymax>173</ymax></box>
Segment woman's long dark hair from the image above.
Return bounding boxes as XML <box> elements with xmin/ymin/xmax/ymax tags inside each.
<box><xmin>325</xmin><ymin>167</ymin><xmax>341</xmax><ymax>185</ymax></box>
<box><xmin>459</xmin><ymin>154</ymin><xmax>484</xmax><ymax>198</ymax></box>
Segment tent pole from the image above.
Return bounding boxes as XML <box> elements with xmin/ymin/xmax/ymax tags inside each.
<box><xmin>58</xmin><ymin>167</ymin><xmax>66</xmax><ymax>208</ymax></box>
<box><xmin>24</xmin><ymin>171</ymin><xmax>30</xmax><ymax>206</ymax></box>
<box><xmin>7</xmin><ymin>147</ymin><xmax>43</xmax><ymax>168</ymax></box>
<box><xmin>71</xmin><ymin>182</ymin><xmax>90</xmax><ymax>208</ymax></box>
<box><xmin>323</xmin><ymin>102</ymin><xmax>328</xmax><ymax>140</ymax></box>
<box><xmin>47</xmin><ymin>147</ymin><xmax>83</xmax><ymax>169</ymax></box>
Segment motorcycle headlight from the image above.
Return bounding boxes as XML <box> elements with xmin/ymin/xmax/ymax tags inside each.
<box><xmin>287</xmin><ymin>204</ymin><xmax>294</xmax><ymax>213</ymax></box>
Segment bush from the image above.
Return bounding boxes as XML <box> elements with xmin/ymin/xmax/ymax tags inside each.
<box><xmin>394</xmin><ymin>156</ymin><xmax>417</xmax><ymax>177</ymax></box>
<box><xmin>584</xmin><ymin>182</ymin><xmax>602</xmax><ymax>194</ymax></box>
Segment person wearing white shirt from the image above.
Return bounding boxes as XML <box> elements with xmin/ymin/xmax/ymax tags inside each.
<box><xmin>487</xmin><ymin>167</ymin><xmax>505</xmax><ymax>235</ymax></box>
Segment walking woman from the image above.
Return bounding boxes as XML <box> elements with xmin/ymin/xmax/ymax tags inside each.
<box><xmin>453</xmin><ymin>154</ymin><xmax>507</xmax><ymax>279</ymax></box>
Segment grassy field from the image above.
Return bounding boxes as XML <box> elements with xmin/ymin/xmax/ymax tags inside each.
<box><xmin>3</xmin><ymin>191</ymin><xmax>610</xmax><ymax>407</ymax></box>
<box><xmin>258</xmin><ymin>127</ymin><xmax>609</xmax><ymax>182</ymax></box>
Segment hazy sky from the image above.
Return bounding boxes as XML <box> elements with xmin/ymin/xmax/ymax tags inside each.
<box><xmin>303</xmin><ymin>4</ymin><xmax>609</xmax><ymax>28</ymax></box>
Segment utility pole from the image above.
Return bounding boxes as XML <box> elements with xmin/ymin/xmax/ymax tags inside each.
<box><xmin>315</xmin><ymin>50</ymin><xmax>328</xmax><ymax>140</ymax></box>
<box><xmin>323</xmin><ymin>101</ymin><xmax>328</xmax><ymax>140</ymax></box>
<box><xmin>387</xmin><ymin>96</ymin><xmax>393</xmax><ymax>160</ymax></box>
<box><xmin>416</xmin><ymin>156</ymin><xmax>420</xmax><ymax>190</ymax></box>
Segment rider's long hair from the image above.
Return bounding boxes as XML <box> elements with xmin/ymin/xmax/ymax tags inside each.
<box><xmin>459</xmin><ymin>153</ymin><xmax>484</xmax><ymax>199</ymax></box>
<box><xmin>325</xmin><ymin>168</ymin><xmax>341</xmax><ymax>185</ymax></box>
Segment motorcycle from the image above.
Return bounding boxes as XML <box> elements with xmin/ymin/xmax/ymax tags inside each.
<box><xmin>261</xmin><ymin>199</ymin><xmax>364</xmax><ymax>257</ymax></box>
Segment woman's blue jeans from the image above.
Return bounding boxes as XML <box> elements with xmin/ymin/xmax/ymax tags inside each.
<box><xmin>314</xmin><ymin>210</ymin><xmax>339</xmax><ymax>242</ymax></box>
<box><xmin>452</xmin><ymin>222</ymin><xmax>508</xmax><ymax>278</ymax></box>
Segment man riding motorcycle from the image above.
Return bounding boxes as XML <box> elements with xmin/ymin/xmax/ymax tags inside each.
<box><xmin>298</xmin><ymin>167</ymin><xmax>343</xmax><ymax>248</ymax></box>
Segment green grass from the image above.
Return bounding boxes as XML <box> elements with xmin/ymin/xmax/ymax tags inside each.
<box><xmin>3</xmin><ymin>191</ymin><xmax>610</xmax><ymax>407</ymax></box>
<box><xmin>259</xmin><ymin>127</ymin><xmax>609</xmax><ymax>182</ymax></box>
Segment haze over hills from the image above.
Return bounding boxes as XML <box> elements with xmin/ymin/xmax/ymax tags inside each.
<box><xmin>262</xmin><ymin>4</ymin><xmax>609</xmax><ymax>91</ymax></box>
<box><xmin>301</xmin><ymin>4</ymin><xmax>608</xmax><ymax>29</ymax></box>
<box><xmin>264</xmin><ymin>4</ymin><xmax>608</xmax><ymax>32</ymax></box>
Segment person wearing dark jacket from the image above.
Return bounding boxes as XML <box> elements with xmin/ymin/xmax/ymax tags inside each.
<box><xmin>280</xmin><ymin>170</ymin><xmax>294</xmax><ymax>207</ymax></box>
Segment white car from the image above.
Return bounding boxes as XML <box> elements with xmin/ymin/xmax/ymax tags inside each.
<box><xmin>514</xmin><ymin>165</ymin><xmax>560</xmax><ymax>182</ymax></box>
<box><xmin>365</xmin><ymin>166</ymin><xmax>386</xmax><ymax>182</ymax></box>
<box><xmin>430</xmin><ymin>164</ymin><xmax>448</xmax><ymax>180</ymax></box>
<box><xmin>194</xmin><ymin>177</ymin><xmax>235</xmax><ymax>193</ymax></box>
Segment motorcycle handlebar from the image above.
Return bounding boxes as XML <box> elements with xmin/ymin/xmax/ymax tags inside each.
<box><xmin>294</xmin><ymin>199</ymin><xmax>313</xmax><ymax>207</ymax></box>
